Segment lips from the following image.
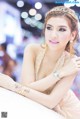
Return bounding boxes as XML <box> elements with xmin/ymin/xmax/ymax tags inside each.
<box><xmin>49</xmin><ymin>40</ymin><xmax>59</xmax><ymax>44</ymax></box>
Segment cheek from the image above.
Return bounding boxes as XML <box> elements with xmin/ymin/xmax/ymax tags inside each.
<box><xmin>60</xmin><ymin>33</ymin><xmax>71</xmax><ymax>42</ymax></box>
<box><xmin>59</xmin><ymin>33</ymin><xmax>71</xmax><ymax>47</ymax></box>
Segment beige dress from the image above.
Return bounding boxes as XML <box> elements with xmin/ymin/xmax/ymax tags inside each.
<box><xmin>35</xmin><ymin>47</ymin><xmax>80</xmax><ymax>119</ymax></box>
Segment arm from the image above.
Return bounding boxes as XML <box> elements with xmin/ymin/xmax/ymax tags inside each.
<box><xmin>0</xmin><ymin>72</ymin><xmax>77</xmax><ymax>109</ymax></box>
<box><xmin>20</xmin><ymin>44</ymin><xmax>62</xmax><ymax>92</ymax></box>
<box><xmin>26</xmin><ymin>73</ymin><xmax>61</xmax><ymax>92</ymax></box>
<box><xmin>22</xmin><ymin>73</ymin><xmax>77</xmax><ymax>109</ymax></box>
<box><xmin>0</xmin><ymin>73</ymin><xmax>17</xmax><ymax>91</ymax></box>
<box><xmin>21</xmin><ymin>45</ymin><xmax>80</xmax><ymax>92</ymax></box>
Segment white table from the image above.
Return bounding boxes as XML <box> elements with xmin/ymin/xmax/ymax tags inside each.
<box><xmin>0</xmin><ymin>87</ymin><xmax>64</xmax><ymax>119</ymax></box>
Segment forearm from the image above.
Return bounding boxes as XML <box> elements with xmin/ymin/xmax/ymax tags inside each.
<box><xmin>25</xmin><ymin>74</ymin><xmax>76</xmax><ymax>109</ymax></box>
<box><xmin>14</xmin><ymin>83</ymin><xmax>52</xmax><ymax>109</ymax></box>
<box><xmin>22</xmin><ymin>72</ymin><xmax>62</xmax><ymax>92</ymax></box>
<box><xmin>0</xmin><ymin>73</ymin><xmax>63</xmax><ymax>109</ymax></box>
<box><xmin>0</xmin><ymin>73</ymin><xmax>75</xmax><ymax>110</ymax></box>
<box><xmin>0</xmin><ymin>73</ymin><xmax>29</xmax><ymax>97</ymax></box>
<box><xmin>0</xmin><ymin>73</ymin><xmax>16</xmax><ymax>91</ymax></box>
<box><xmin>0</xmin><ymin>73</ymin><xmax>51</xmax><ymax>108</ymax></box>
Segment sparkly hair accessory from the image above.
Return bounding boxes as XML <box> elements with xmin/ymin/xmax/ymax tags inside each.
<box><xmin>45</xmin><ymin>6</ymin><xmax>78</xmax><ymax>21</ymax></box>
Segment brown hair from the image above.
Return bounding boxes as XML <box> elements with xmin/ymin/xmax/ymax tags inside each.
<box><xmin>43</xmin><ymin>6</ymin><xmax>79</xmax><ymax>54</ymax></box>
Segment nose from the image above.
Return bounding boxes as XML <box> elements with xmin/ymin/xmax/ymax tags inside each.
<box><xmin>50</xmin><ymin>30</ymin><xmax>58</xmax><ymax>38</ymax></box>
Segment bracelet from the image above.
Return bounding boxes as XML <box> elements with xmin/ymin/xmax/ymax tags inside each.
<box><xmin>14</xmin><ymin>83</ymin><xmax>30</xmax><ymax>95</ymax></box>
<box><xmin>53</xmin><ymin>71</ymin><xmax>60</xmax><ymax>79</ymax></box>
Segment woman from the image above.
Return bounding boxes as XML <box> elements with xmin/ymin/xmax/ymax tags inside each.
<box><xmin>0</xmin><ymin>6</ymin><xmax>80</xmax><ymax>119</ymax></box>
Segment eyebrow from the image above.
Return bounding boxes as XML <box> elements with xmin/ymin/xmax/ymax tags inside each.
<box><xmin>46</xmin><ymin>24</ymin><xmax>67</xmax><ymax>28</ymax></box>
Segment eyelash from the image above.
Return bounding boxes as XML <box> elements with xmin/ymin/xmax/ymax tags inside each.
<box><xmin>59</xmin><ymin>28</ymin><xmax>66</xmax><ymax>32</ymax></box>
<box><xmin>46</xmin><ymin>26</ymin><xmax>66</xmax><ymax>32</ymax></box>
<box><xmin>46</xmin><ymin>26</ymin><xmax>52</xmax><ymax>30</ymax></box>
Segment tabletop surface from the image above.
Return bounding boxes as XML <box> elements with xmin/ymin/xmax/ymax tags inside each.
<box><xmin>0</xmin><ymin>87</ymin><xmax>63</xmax><ymax>119</ymax></box>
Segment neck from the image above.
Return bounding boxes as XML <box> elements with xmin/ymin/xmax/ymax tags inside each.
<box><xmin>45</xmin><ymin>47</ymin><xmax>65</xmax><ymax>62</ymax></box>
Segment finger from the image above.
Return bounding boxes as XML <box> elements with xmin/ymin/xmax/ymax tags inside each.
<box><xmin>73</xmin><ymin>59</ymin><xmax>80</xmax><ymax>64</ymax></box>
<box><xmin>75</xmin><ymin>57</ymin><xmax>80</xmax><ymax>61</ymax></box>
<box><xmin>73</xmin><ymin>56</ymin><xmax>80</xmax><ymax>60</ymax></box>
<box><xmin>76</xmin><ymin>60</ymin><xmax>80</xmax><ymax>65</ymax></box>
<box><xmin>75</xmin><ymin>61</ymin><xmax>80</xmax><ymax>66</ymax></box>
<box><xmin>77</xmin><ymin>67</ymin><xmax>80</xmax><ymax>71</ymax></box>
<box><xmin>76</xmin><ymin>63</ymin><xmax>80</xmax><ymax>68</ymax></box>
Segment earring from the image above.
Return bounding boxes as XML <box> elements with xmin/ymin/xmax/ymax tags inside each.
<box><xmin>70</xmin><ymin>40</ymin><xmax>74</xmax><ymax>56</ymax></box>
<box><xmin>41</xmin><ymin>43</ymin><xmax>47</xmax><ymax>49</ymax></box>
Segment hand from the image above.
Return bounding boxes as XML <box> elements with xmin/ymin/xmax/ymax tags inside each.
<box><xmin>59</xmin><ymin>56</ymin><xmax>80</xmax><ymax>78</ymax></box>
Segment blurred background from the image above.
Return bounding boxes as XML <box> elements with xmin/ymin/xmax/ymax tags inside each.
<box><xmin>0</xmin><ymin>0</ymin><xmax>80</xmax><ymax>99</ymax></box>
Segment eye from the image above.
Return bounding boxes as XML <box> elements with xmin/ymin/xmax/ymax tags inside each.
<box><xmin>46</xmin><ymin>26</ymin><xmax>52</xmax><ymax>30</ymax></box>
<box><xmin>59</xmin><ymin>28</ymin><xmax>66</xmax><ymax>32</ymax></box>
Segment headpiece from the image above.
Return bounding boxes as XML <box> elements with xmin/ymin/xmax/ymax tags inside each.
<box><xmin>45</xmin><ymin>6</ymin><xmax>78</xmax><ymax>21</ymax></box>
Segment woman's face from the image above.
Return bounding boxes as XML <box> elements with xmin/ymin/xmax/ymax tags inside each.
<box><xmin>45</xmin><ymin>17</ymin><xmax>76</xmax><ymax>51</ymax></box>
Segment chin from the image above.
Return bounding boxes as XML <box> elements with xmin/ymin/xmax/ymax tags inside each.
<box><xmin>48</xmin><ymin>45</ymin><xmax>59</xmax><ymax>51</ymax></box>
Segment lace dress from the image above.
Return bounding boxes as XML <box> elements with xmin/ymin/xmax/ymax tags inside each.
<box><xmin>35</xmin><ymin>47</ymin><xmax>80</xmax><ymax>119</ymax></box>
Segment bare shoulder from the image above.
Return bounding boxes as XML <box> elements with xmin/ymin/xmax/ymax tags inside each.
<box><xmin>24</xmin><ymin>43</ymin><xmax>42</xmax><ymax>59</ymax></box>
